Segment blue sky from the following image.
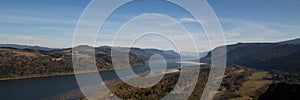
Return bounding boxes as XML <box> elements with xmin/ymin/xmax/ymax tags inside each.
<box><xmin>0</xmin><ymin>0</ymin><xmax>299</xmax><ymax>52</ymax></box>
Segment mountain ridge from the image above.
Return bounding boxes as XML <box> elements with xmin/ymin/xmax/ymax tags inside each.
<box><xmin>0</xmin><ymin>45</ymin><xmax>181</xmax><ymax>80</ymax></box>
<box><xmin>0</xmin><ymin>44</ymin><xmax>58</xmax><ymax>51</ymax></box>
<box><xmin>0</xmin><ymin>46</ymin><xmax>144</xmax><ymax>80</ymax></box>
<box><xmin>200</xmin><ymin>38</ymin><xmax>300</xmax><ymax>72</ymax></box>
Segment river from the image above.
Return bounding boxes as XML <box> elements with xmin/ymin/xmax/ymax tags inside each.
<box><xmin>0</xmin><ymin>59</ymin><xmax>202</xmax><ymax>100</ymax></box>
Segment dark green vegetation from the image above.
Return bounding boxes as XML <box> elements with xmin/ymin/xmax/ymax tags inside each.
<box><xmin>201</xmin><ymin>38</ymin><xmax>300</xmax><ymax>72</ymax></box>
<box><xmin>208</xmin><ymin>66</ymin><xmax>274</xmax><ymax>100</ymax></box>
<box><xmin>199</xmin><ymin>38</ymin><xmax>300</xmax><ymax>99</ymax></box>
<box><xmin>258</xmin><ymin>83</ymin><xmax>300</xmax><ymax>100</ymax></box>
<box><xmin>84</xmin><ymin>65</ymin><xmax>269</xmax><ymax>100</ymax></box>
<box><xmin>95</xmin><ymin>66</ymin><xmax>300</xmax><ymax>100</ymax></box>
<box><xmin>90</xmin><ymin>65</ymin><xmax>210</xmax><ymax>100</ymax></box>
<box><xmin>126</xmin><ymin>47</ymin><xmax>180</xmax><ymax>60</ymax></box>
<box><xmin>51</xmin><ymin>64</ymin><xmax>299</xmax><ymax>100</ymax></box>
<box><xmin>108</xmin><ymin>73</ymin><xmax>182</xmax><ymax>99</ymax></box>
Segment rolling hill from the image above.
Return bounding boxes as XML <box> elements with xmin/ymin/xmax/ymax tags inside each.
<box><xmin>0</xmin><ymin>44</ymin><xmax>58</xmax><ymax>51</ymax></box>
<box><xmin>0</xmin><ymin>45</ymin><xmax>181</xmax><ymax>79</ymax></box>
<box><xmin>0</xmin><ymin>46</ymin><xmax>143</xmax><ymax>79</ymax></box>
<box><xmin>97</xmin><ymin>46</ymin><xmax>180</xmax><ymax>60</ymax></box>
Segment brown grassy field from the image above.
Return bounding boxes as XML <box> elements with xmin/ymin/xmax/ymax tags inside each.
<box><xmin>230</xmin><ymin>71</ymin><xmax>272</xmax><ymax>100</ymax></box>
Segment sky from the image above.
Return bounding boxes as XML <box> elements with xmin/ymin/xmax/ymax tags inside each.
<box><xmin>0</xmin><ymin>0</ymin><xmax>299</xmax><ymax>52</ymax></box>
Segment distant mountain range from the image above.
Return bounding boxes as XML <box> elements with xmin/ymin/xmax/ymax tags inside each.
<box><xmin>0</xmin><ymin>45</ymin><xmax>144</xmax><ymax>79</ymax></box>
<box><xmin>97</xmin><ymin>46</ymin><xmax>180</xmax><ymax>60</ymax></box>
<box><xmin>0</xmin><ymin>44</ymin><xmax>180</xmax><ymax>60</ymax></box>
<box><xmin>201</xmin><ymin>38</ymin><xmax>300</xmax><ymax>72</ymax></box>
<box><xmin>0</xmin><ymin>44</ymin><xmax>58</xmax><ymax>51</ymax></box>
<box><xmin>0</xmin><ymin>44</ymin><xmax>181</xmax><ymax>79</ymax></box>
<box><xmin>180</xmin><ymin>51</ymin><xmax>208</xmax><ymax>59</ymax></box>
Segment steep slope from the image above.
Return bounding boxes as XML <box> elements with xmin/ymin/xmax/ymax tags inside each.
<box><xmin>255</xmin><ymin>49</ymin><xmax>300</xmax><ymax>72</ymax></box>
<box><xmin>200</xmin><ymin>38</ymin><xmax>300</xmax><ymax>72</ymax></box>
<box><xmin>278</xmin><ymin>38</ymin><xmax>300</xmax><ymax>45</ymax></box>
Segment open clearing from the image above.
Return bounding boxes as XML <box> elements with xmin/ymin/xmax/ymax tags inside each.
<box><xmin>230</xmin><ymin>71</ymin><xmax>272</xmax><ymax>100</ymax></box>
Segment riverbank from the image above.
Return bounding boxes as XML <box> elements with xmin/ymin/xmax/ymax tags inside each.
<box><xmin>0</xmin><ymin>68</ymin><xmax>129</xmax><ymax>81</ymax></box>
<box><xmin>0</xmin><ymin>59</ymin><xmax>198</xmax><ymax>81</ymax></box>
<box><xmin>0</xmin><ymin>66</ymin><xmax>180</xmax><ymax>81</ymax></box>
<box><xmin>0</xmin><ymin>72</ymin><xmax>78</xmax><ymax>81</ymax></box>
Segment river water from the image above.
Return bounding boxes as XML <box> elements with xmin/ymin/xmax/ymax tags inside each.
<box><xmin>0</xmin><ymin>59</ymin><xmax>202</xmax><ymax>100</ymax></box>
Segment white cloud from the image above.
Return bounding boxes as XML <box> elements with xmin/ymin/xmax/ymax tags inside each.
<box><xmin>95</xmin><ymin>14</ymin><xmax>209</xmax><ymax>52</ymax></box>
<box><xmin>220</xmin><ymin>18</ymin><xmax>300</xmax><ymax>44</ymax></box>
<box><xmin>179</xmin><ymin>18</ymin><xmax>204</xmax><ymax>24</ymax></box>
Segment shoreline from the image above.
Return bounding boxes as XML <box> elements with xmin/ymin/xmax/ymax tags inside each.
<box><xmin>0</xmin><ymin>71</ymin><xmax>85</xmax><ymax>81</ymax></box>
<box><xmin>0</xmin><ymin>62</ymin><xmax>147</xmax><ymax>81</ymax></box>
<box><xmin>0</xmin><ymin>60</ymin><xmax>192</xmax><ymax>81</ymax></box>
<box><xmin>0</xmin><ymin>67</ymin><xmax>181</xmax><ymax>81</ymax></box>
<box><xmin>0</xmin><ymin>67</ymin><xmax>133</xmax><ymax>81</ymax></box>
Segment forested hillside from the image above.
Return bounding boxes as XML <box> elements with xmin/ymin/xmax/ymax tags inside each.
<box><xmin>201</xmin><ymin>38</ymin><xmax>300</xmax><ymax>72</ymax></box>
<box><xmin>0</xmin><ymin>46</ymin><xmax>144</xmax><ymax>79</ymax></box>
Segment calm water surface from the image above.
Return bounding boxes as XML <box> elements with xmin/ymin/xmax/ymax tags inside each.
<box><xmin>0</xmin><ymin>59</ymin><xmax>202</xmax><ymax>100</ymax></box>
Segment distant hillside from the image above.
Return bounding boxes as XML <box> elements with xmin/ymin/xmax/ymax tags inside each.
<box><xmin>0</xmin><ymin>45</ymin><xmax>182</xmax><ymax>79</ymax></box>
<box><xmin>278</xmin><ymin>38</ymin><xmax>300</xmax><ymax>45</ymax></box>
<box><xmin>0</xmin><ymin>44</ymin><xmax>58</xmax><ymax>51</ymax></box>
<box><xmin>138</xmin><ymin>48</ymin><xmax>180</xmax><ymax>60</ymax></box>
<box><xmin>97</xmin><ymin>46</ymin><xmax>180</xmax><ymax>60</ymax></box>
<box><xmin>0</xmin><ymin>46</ymin><xmax>144</xmax><ymax>79</ymax></box>
<box><xmin>180</xmin><ymin>51</ymin><xmax>208</xmax><ymax>59</ymax></box>
<box><xmin>200</xmin><ymin>38</ymin><xmax>300</xmax><ymax>72</ymax></box>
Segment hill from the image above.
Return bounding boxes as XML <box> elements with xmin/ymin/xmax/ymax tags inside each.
<box><xmin>0</xmin><ymin>45</ymin><xmax>181</xmax><ymax>80</ymax></box>
<box><xmin>278</xmin><ymin>38</ymin><xmax>300</xmax><ymax>45</ymax></box>
<box><xmin>0</xmin><ymin>46</ymin><xmax>144</xmax><ymax>80</ymax></box>
<box><xmin>0</xmin><ymin>44</ymin><xmax>58</xmax><ymax>51</ymax></box>
<box><xmin>200</xmin><ymin>38</ymin><xmax>300</xmax><ymax>72</ymax></box>
<box><xmin>97</xmin><ymin>46</ymin><xmax>180</xmax><ymax>60</ymax></box>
